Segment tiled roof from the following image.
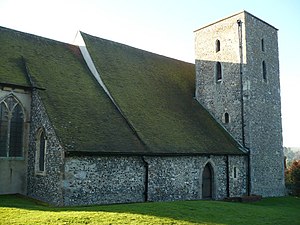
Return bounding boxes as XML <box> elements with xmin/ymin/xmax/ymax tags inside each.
<box><xmin>80</xmin><ymin>32</ymin><xmax>244</xmax><ymax>155</ymax></box>
<box><xmin>0</xmin><ymin>26</ymin><xmax>146</xmax><ymax>154</ymax></box>
<box><xmin>0</xmin><ymin>26</ymin><xmax>244</xmax><ymax>155</ymax></box>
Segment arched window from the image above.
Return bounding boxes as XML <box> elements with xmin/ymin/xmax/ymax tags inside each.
<box><xmin>262</xmin><ymin>61</ymin><xmax>267</xmax><ymax>81</ymax></box>
<box><xmin>36</xmin><ymin>128</ymin><xmax>47</xmax><ymax>174</ymax></box>
<box><xmin>0</xmin><ymin>96</ymin><xmax>24</xmax><ymax>157</ymax></box>
<box><xmin>216</xmin><ymin>62</ymin><xmax>222</xmax><ymax>81</ymax></box>
<box><xmin>261</xmin><ymin>39</ymin><xmax>265</xmax><ymax>52</ymax></box>
<box><xmin>224</xmin><ymin>112</ymin><xmax>230</xmax><ymax>124</ymax></box>
<box><xmin>215</xmin><ymin>39</ymin><xmax>220</xmax><ymax>52</ymax></box>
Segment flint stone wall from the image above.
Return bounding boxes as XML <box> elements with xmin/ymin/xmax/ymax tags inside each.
<box><xmin>63</xmin><ymin>155</ymin><xmax>247</xmax><ymax>206</ymax></box>
<box><xmin>194</xmin><ymin>11</ymin><xmax>285</xmax><ymax>197</ymax></box>
<box><xmin>27</xmin><ymin>90</ymin><xmax>64</xmax><ymax>206</ymax></box>
<box><xmin>63</xmin><ymin>156</ymin><xmax>146</xmax><ymax>206</ymax></box>
<box><xmin>243</xmin><ymin>12</ymin><xmax>285</xmax><ymax>197</ymax></box>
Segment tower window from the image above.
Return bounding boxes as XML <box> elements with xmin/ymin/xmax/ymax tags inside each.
<box><xmin>262</xmin><ymin>61</ymin><xmax>267</xmax><ymax>81</ymax></box>
<box><xmin>233</xmin><ymin>166</ymin><xmax>237</xmax><ymax>179</ymax></box>
<box><xmin>224</xmin><ymin>112</ymin><xmax>230</xmax><ymax>124</ymax></box>
<box><xmin>261</xmin><ymin>39</ymin><xmax>265</xmax><ymax>52</ymax></box>
<box><xmin>215</xmin><ymin>39</ymin><xmax>220</xmax><ymax>52</ymax></box>
<box><xmin>0</xmin><ymin>96</ymin><xmax>24</xmax><ymax>158</ymax></box>
<box><xmin>216</xmin><ymin>62</ymin><xmax>222</xmax><ymax>81</ymax></box>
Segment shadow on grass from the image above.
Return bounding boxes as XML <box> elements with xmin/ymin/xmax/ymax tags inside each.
<box><xmin>1</xmin><ymin>194</ymin><xmax>300</xmax><ymax>225</ymax></box>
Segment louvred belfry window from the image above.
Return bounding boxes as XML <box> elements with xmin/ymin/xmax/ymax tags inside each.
<box><xmin>0</xmin><ymin>96</ymin><xmax>24</xmax><ymax>157</ymax></box>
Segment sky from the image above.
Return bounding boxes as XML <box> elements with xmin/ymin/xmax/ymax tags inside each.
<box><xmin>0</xmin><ymin>0</ymin><xmax>299</xmax><ymax>147</ymax></box>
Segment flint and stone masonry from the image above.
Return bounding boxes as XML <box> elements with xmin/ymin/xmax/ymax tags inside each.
<box><xmin>195</xmin><ymin>11</ymin><xmax>285</xmax><ymax>197</ymax></box>
<box><xmin>63</xmin><ymin>155</ymin><xmax>247</xmax><ymax>206</ymax></box>
<box><xmin>27</xmin><ymin>90</ymin><xmax>64</xmax><ymax>206</ymax></box>
<box><xmin>0</xmin><ymin>11</ymin><xmax>285</xmax><ymax>206</ymax></box>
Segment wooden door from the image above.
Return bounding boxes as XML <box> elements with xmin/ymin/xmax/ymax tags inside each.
<box><xmin>202</xmin><ymin>163</ymin><xmax>213</xmax><ymax>199</ymax></box>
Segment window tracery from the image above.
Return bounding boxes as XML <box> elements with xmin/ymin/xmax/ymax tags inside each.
<box><xmin>0</xmin><ymin>96</ymin><xmax>24</xmax><ymax>157</ymax></box>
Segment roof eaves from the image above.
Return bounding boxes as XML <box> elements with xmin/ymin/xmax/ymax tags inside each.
<box><xmin>65</xmin><ymin>150</ymin><xmax>246</xmax><ymax>157</ymax></box>
<box><xmin>0</xmin><ymin>82</ymin><xmax>45</xmax><ymax>91</ymax></box>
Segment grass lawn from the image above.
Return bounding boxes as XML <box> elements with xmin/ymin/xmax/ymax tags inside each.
<box><xmin>0</xmin><ymin>195</ymin><xmax>299</xmax><ymax>225</ymax></box>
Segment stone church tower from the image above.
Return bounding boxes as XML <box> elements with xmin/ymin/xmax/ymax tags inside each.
<box><xmin>194</xmin><ymin>11</ymin><xmax>285</xmax><ymax>196</ymax></box>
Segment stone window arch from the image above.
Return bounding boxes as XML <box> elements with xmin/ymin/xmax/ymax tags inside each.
<box><xmin>35</xmin><ymin>128</ymin><xmax>47</xmax><ymax>174</ymax></box>
<box><xmin>0</xmin><ymin>95</ymin><xmax>24</xmax><ymax>157</ymax></box>
<box><xmin>215</xmin><ymin>39</ymin><xmax>220</xmax><ymax>52</ymax></box>
<box><xmin>215</xmin><ymin>62</ymin><xmax>222</xmax><ymax>82</ymax></box>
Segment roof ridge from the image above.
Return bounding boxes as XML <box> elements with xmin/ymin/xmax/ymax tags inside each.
<box><xmin>80</xmin><ymin>31</ymin><xmax>194</xmax><ymax>65</ymax></box>
<box><xmin>0</xmin><ymin>25</ymin><xmax>78</xmax><ymax>46</ymax></box>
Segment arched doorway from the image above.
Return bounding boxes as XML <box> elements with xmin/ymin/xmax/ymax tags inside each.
<box><xmin>202</xmin><ymin>163</ymin><xmax>213</xmax><ymax>199</ymax></box>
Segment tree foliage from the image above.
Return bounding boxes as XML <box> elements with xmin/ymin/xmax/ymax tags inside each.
<box><xmin>290</xmin><ymin>160</ymin><xmax>300</xmax><ymax>183</ymax></box>
<box><xmin>285</xmin><ymin>160</ymin><xmax>300</xmax><ymax>195</ymax></box>
<box><xmin>284</xmin><ymin>147</ymin><xmax>300</xmax><ymax>167</ymax></box>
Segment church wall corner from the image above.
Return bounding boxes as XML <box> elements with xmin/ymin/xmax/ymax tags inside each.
<box><xmin>27</xmin><ymin>90</ymin><xmax>65</xmax><ymax>206</ymax></box>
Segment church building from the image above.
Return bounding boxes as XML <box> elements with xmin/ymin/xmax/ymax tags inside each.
<box><xmin>0</xmin><ymin>11</ymin><xmax>285</xmax><ymax>206</ymax></box>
